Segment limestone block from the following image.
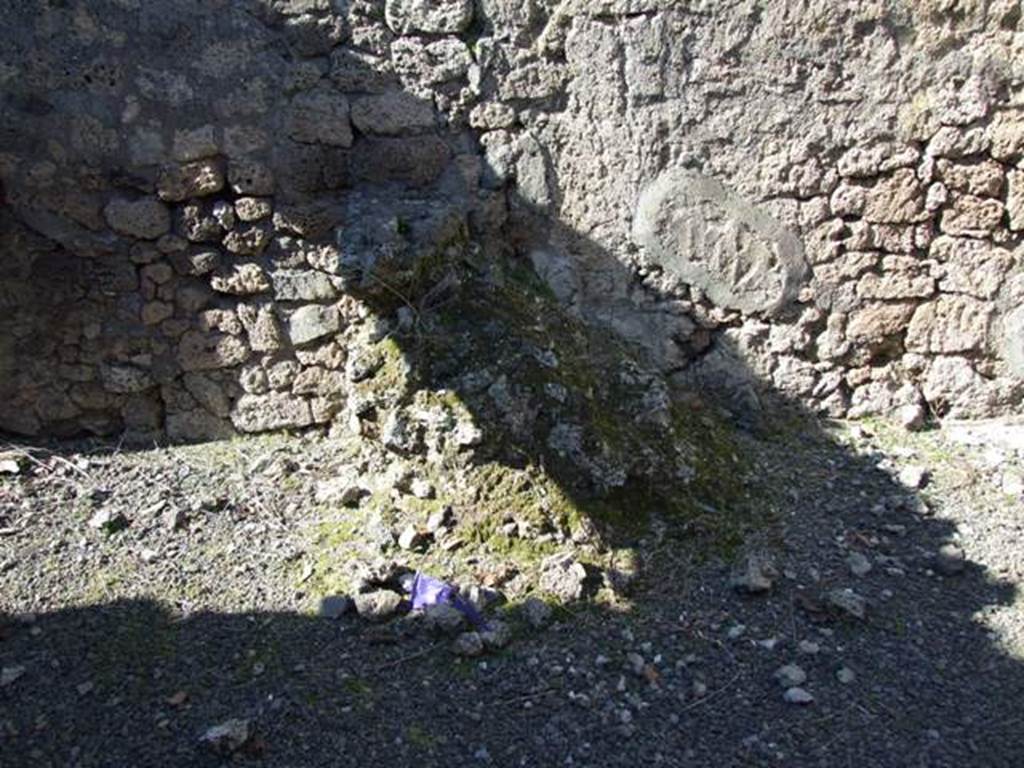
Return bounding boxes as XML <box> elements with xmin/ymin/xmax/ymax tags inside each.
<box><xmin>271</xmin><ymin>270</ymin><xmax>339</xmax><ymax>301</ymax></box>
<box><xmin>177</xmin><ymin>331</ymin><xmax>251</xmax><ymax>372</ymax></box>
<box><xmin>210</xmin><ymin>264</ymin><xmax>271</xmax><ymax>296</ymax></box>
<box><xmin>350</xmin><ymin>92</ymin><xmax>436</xmax><ymax>136</ymax></box>
<box><xmin>283</xmin><ymin>12</ymin><xmax>347</xmax><ymax>56</ymax></box>
<box><xmin>936</xmin><ymin>159</ymin><xmax>1004</xmax><ymax>198</ymax></box>
<box><xmin>999</xmin><ymin>303</ymin><xmax>1024</xmax><ymax>377</ymax></box>
<box><xmin>271</xmin><ymin>205</ymin><xmax>338</xmax><ymax>239</ymax></box>
<box><xmin>99</xmin><ymin>363</ymin><xmax>154</xmax><ymax>394</ymax></box>
<box><xmin>289</xmin><ymin>304</ymin><xmax>340</xmax><ymax>346</ymax></box>
<box><xmin>385</xmin><ymin>0</ymin><xmax>473</xmax><ymax>34</ymax></box>
<box><xmin>266</xmin><ymin>360</ymin><xmax>302</xmax><ymax>390</ymax></box>
<box><xmin>177</xmin><ymin>203</ymin><xmax>224</xmax><ymax>243</ymax></box>
<box><xmin>183</xmin><ymin>372</ymin><xmax>231</xmax><ymax>417</ymax></box>
<box><xmin>141</xmin><ymin>300</ymin><xmax>174</xmax><ymax>325</ymax></box>
<box><xmin>353</xmin><ymin>137</ymin><xmax>451</xmax><ymax>187</ymax></box>
<box><xmin>166</xmin><ymin>409</ymin><xmax>234</xmax><ymax>442</ymax></box>
<box><xmin>237</xmin><ymin>304</ymin><xmax>283</xmax><ymax>353</ymax></box>
<box><xmin>922</xmin><ymin>356</ymin><xmax>989</xmax><ymax>416</ymax></box>
<box><xmin>469</xmin><ymin>103</ymin><xmax>518</xmax><ymax>130</ymax></box>
<box><xmin>829</xmin><ymin>182</ymin><xmax>866</xmax><ymax>217</ymax></box>
<box><xmin>223</xmin><ymin>225</ymin><xmax>271</xmax><ymax>256</ymax></box>
<box><xmin>292</xmin><ymin>366</ymin><xmax>346</xmax><ymax>396</ymax></box>
<box><xmin>926</xmin><ymin>126</ymin><xmax>989</xmax><ymax>159</ymax></box>
<box><xmin>231</xmin><ymin>392</ymin><xmax>314</xmax><ymax>432</ymax></box>
<box><xmin>856</xmin><ymin>271</ymin><xmax>935</xmax><ymax>300</ymax></box>
<box><xmin>1008</xmin><ymin>170</ymin><xmax>1024</xmax><ymax>232</ymax></box>
<box><xmin>515</xmin><ymin>134</ymin><xmax>550</xmax><ymax>211</ymax></box>
<box><xmin>239</xmin><ymin>364</ymin><xmax>270</xmax><ymax>395</ymax></box>
<box><xmin>862</xmin><ymin>169</ymin><xmax>927</xmax><ymax>224</ymax></box>
<box><xmin>104</xmin><ymin>198</ymin><xmax>171</xmax><ymax>240</ymax></box>
<box><xmin>330</xmin><ymin>49</ymin><xmax>398</xmax><ymax>93</ymax></box>
<box><xmin>772</xmin><ymin>356</ymin><xmax>819</xmax><ymax>397</ymax></box>
<box><xmin>305</xmin><ymin>243</ymin><xmax>346</xmax><ymax>274</ymax></box>
<box><xmin>294</xmin><ymin>341</ymin><xmax>347</xmax><ymax>369</ymax></box>
<box><xmin>234</xmin><ymin>197</ymin><xmax>272</xmax><ymax>222</ymax></box>
<box><xmin>171</xmin><ymin>125</ymin><xmax>219</xmax><ymax>162</ymax></box>
<box><xmin>156</xmin><ymin>160</ymin><xmax>225</xmax><ymax>202</ymax></box>
<box><xmin>932</xmin><ymin>237</ymin><xmax>1014</xmax><ymax>299</ymax></box>
<box><xmin>390</xmin><ymin>38</ymin><xmax>472</xmax><ymax>84</ymax></box>
<box><xmin>286</xmin><ymin>90</ymin><xmax>353</xmax><ymax>147</ymax></box>
<box><xmin>988</xmin><ymin>111</ymin><xmax>1024</xmax><ymax>161</ymax></box>
<box><xmin>906</xmin><ymin>296</ymin><xmax>992</xmax><ymax>354</ymax></box>
<box><xmin>935</xmin><ymin>75</ymin><xmax>990</xmax><ymax>127</ymax></box>
<box><xmin>940</xmin><ymin>193</ymin><xmax>1005</xmax><ymax>236</ymax></box>
<box><xmin>197</xmin><ymin>308</ymin><xmax>243</xmax><ymax>337</ymax></box>
<box><xmin>845</xmin><ymin>303</ymin><xmax>916</xmax><ymax>344</ymax></box>
<box><xmin>228</xmin><ymin>159</ymin><xmax>275</xmax><ymax>195</ymax></box>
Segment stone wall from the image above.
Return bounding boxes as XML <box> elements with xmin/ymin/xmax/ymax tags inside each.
<box><xmin>1</xmin><ymin>0</ymin><xmax>1023</xmax><ymax>441</ymax></box>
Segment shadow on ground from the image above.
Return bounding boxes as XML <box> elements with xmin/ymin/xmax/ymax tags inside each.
<box><xmin>2</xmin><ymin>406</ymin><xmax>1023</xmax><ymax>767</ymax></box>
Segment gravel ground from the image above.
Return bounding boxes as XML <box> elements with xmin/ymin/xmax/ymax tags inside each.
<box><xmin>2</xmin><ymin>415</ymin><xmax>1023</xmax><ymax>767</ymax></box>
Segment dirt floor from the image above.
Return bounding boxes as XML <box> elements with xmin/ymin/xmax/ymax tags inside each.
<box><xmin>1</xmin><ymin>414</ymin><xmax>1023</xmax><ymax>767</ymax></box>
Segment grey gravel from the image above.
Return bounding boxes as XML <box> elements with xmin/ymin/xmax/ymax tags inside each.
<box><xmin>2</xmin><ymin>417</ymin><xmax>1024</xmax><ymax>767</ymax></box>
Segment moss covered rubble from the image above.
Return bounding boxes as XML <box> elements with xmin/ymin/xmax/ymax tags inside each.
<box><xmin>303</xmin><ymin>249</ymin><xmax>764</xmax><ymax>604</ymax></box>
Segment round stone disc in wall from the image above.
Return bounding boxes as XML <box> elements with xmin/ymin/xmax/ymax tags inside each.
<box><xmin>632</xmin><ymin>169</ymin><xmax>808</xmax><ymax>316</ymax></box>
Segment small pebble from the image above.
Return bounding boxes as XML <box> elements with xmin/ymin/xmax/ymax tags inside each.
<box><xmin>625</xmin><ymin>652</ymin><xmax>645</xmax><ymax>676</ymax></box>
<box><xmin>783</xmin><ymin>687</ymin><xmax>814</xmax><ymax>705</ymax></box>
<box><xmin>898</xmin><ymin>465</ymin><xmax>928</xmax><ymax>489</ymax></box>
<box><xmin>935</xmin><ymin>544</ymin><xmax>966</xmax><ymax>576</ymax></box>
<box><xmin>828</xmin><ymin>588</ymin><xmax>867</xmax><ymax>619</ymax></box>
<box><xmin>727</xmin><ymin>624</ymin><xmax>746</xmax><ymax>640</ymax></box>
<box><xmin>847</xmin><ymin>551</ymin><xmax>872</xmax><ymax>578</ymax></box>
<box><xmin>774</xmin><ymin>664</ymin><xmax>807</xmax><ymax>688</ymax></box>
<box><xmin>318</xmin><ymin>595</ymin><xmax>353</xmax><ymax>619</ymax></box>
<box><xmin>454</xmin><ymin>632</ymin><xmax>484</xmax><ymax>657</ymax></box>
<box><xmin>1</xmin><ymin>666</ymin><xmax>25</xmax><ymax>687</ymax></box>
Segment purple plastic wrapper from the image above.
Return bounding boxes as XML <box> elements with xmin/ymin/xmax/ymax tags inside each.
<box><xmin>409</xmin><ymin>572</ymin><xmax>488</xmax><ymax>629</ymax></box>
<box><xmin>410</xmin><ymin>572</ymin><xmax>455</xmax><ymax>611</ymax></box>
